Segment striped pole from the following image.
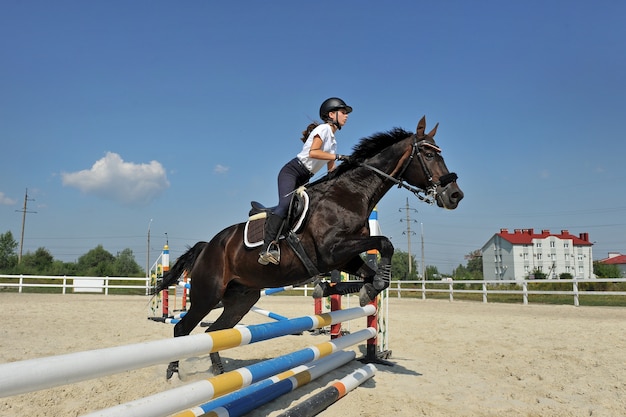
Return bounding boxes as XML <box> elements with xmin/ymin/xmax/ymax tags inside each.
<box><xmin>261</xmin><ymin>285</ymin><xmax>294</xmax><ymax>296</ymax></box>
<box><xmin>162</xmin><ymin>244</ymin><xmax>170</xmax><ymax>317</ymax></box>
<box><xmin>250</xmin><ymin>306</ymin><xmax>289</xmax><ymax>321</ymax></box>
<box><xmin>276</xmin><ymin>364</ymin><xmax>377</xmax><ymax>417</ymax></box>
<box><xmin>0</xmin><ymin>305</ymin><xmax>375</xmax><ymax>398</ymax></box>
<box><xmin>84</xmin><ymin>328</ymin><xmax>376</xmax><ymax>417</ymax></box>
<box><xmin>174</xmin><ymin>350</ymin><xmax>356</xmax><ymax>417</ymax></box>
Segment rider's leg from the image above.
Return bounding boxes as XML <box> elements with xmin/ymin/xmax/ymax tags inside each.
<box><xmin>258</xmin><ymin>213</ymin><xmax>284</xmax><ymax>265</ymax></box>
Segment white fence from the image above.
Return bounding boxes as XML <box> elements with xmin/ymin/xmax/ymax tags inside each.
<box><xmin>0</xmin><ymin>275</ymin><xmax>150</xmax><ymax>295</ymax></box>
<box><xmin>391</xmin><ymin>278</ymin><xmax>626</xmax><ymax>306</ymax></box>
<box><xmin>1</xmin><ymin>275</ymin><xmax>625</xmax><ymax>306</ymax></box>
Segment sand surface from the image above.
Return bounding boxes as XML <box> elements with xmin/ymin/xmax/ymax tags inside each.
<box><xmin>1</xmin><ymin>293</ymin><xmax>625</xmax><ymax>417</ymax></box>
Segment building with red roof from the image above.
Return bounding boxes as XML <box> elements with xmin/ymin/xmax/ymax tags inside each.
<box><xmin>481</xmin><ymin>229</ymin><xmax>594</xmax><ymax>281</ymax></box>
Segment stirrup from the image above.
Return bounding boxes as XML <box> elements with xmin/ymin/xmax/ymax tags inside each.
<box><xmin>258</xmin><ymin>243</ymin><xmax>280</xmax><ymax>265</ymax></box>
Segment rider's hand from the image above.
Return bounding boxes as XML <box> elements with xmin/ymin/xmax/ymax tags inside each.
<box><xmin>335</xmin><ymin>154</ymin><xmax>351</xmax><ymax>162</ymax></box>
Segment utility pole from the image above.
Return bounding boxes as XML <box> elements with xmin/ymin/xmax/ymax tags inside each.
<box><xmin>16</xmin><ymin>188</ymin><xmax>36</xmax><ymax>264</ymax></box>
<box><xmin>399</xmin><ymin>197</ymin><xmax>418</xmax><ymax>275</ymax></box>
<box><xmin>146</xmin><ymin>219</ymin><xmax>153</xmax><ymax>278</ymax></box>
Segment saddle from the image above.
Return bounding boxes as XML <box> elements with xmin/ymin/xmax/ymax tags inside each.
<box><xmin>243</xmin><ymin>187</ymin><xmax>309</xmax><ymax>248</ymax></box>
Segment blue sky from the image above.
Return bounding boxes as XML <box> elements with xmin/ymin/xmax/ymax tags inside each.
<box><xmin>1</xmin><ymin>1</ymin><xmax>625</xmax><ymax>274</ymax></box>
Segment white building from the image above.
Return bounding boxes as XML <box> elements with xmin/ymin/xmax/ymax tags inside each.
<box><xmin>481</xmin><ymin>229</ymin><xmax>594</xmax><ymax>281</ymax></box>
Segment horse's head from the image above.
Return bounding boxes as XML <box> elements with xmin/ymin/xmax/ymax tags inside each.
<box><xmin>398</xmin><ymin>116</ymin><xmax>464</xmax><ymax>209</ymax></box>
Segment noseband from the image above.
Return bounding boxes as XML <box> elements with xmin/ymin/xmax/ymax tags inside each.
<box><xmin>359</xmin><ymin>135</ymin><xmax>458</xmax><ymax>204</ymax></box>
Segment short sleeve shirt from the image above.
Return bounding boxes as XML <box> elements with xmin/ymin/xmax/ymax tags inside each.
<box><xmin>296</xmin><ymin>123</ymin><xmax>336</xmax><ymax>174</ymax></box>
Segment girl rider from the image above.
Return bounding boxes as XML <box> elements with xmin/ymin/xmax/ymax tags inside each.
<box><xmin>259</xmin><ymin>97</ymin><xmax>353</xmax><ymax>265</ymax></box>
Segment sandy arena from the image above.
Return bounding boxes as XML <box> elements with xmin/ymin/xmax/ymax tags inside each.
<box><xmin>0</xmin><ymin>293</ymin><xmax>624</xmax><ymax>417</ymax></box>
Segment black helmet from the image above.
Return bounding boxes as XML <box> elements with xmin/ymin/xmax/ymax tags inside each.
<box><xmin>319</xmin><ymin>97</ymin><xmax>353</xmax><ymax>121</ymax></box>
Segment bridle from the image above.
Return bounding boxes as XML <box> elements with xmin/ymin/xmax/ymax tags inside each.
<box><xmin>358</xmin><ymin>135</ymin><xmax>458</xmax><ymax>204</ymax></box>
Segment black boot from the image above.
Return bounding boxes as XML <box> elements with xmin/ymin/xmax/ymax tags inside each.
<box><xmin>258</xmin><ymin>214</ymin><xmax>284</xmax><ymax>265</ymax></box>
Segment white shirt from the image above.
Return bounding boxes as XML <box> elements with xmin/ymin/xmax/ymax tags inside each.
<box><xmin>296</xmin><ymin>123</ymin><xmax>336</xmax><ymax>174</ymax></box>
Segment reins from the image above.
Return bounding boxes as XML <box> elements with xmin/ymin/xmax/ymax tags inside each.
<box><xmin>358</xmin><ymin>135</ymin><xmax>457</xmax><ymax>204</ymax></box>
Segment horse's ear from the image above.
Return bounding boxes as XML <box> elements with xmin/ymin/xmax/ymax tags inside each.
<box><xmin>416</xmin><ymin>116</ymin><xmax>426</xmax><ymax>137</ymax></box>
<box><xmin>427</xmin><ymin>122</ymin><xmax>439</xmax><ymax>138</ymax></box>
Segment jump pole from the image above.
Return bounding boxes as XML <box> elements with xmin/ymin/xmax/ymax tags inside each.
<box><xmin>0</xmin><ymin>305</ymin><xmax>375</xmax><ymax>398</ymax></box>
<box><xmin>83</xmin><ymin>328</ymin><xmax>376</xmax><ymax>417</ymax></box>
<box><xmin>173</xmin><ymin>350</ymin><xmax>356</xmax><ymax>417</ymax></box>
<box><xmin>158</xmin><ymin>284</ymin><xmax>293</xmax><ymax>320</ymax></box>
<box><xmin>276</xmin><ymin>363</ymin><xmax>377</xmax><ymax>417</ymax></box>
<box><xmin>161</xmin><ymin>244</ymin><xmax>170</xmax><ymax>317</ymax></box>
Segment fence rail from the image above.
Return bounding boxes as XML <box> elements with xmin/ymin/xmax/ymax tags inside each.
<box><xmin>1</xmin><ymin>275</ymin><xmax>625</xmax><ymax>306</ymax></box>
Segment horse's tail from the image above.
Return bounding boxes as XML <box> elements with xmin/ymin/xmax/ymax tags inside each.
<box><xmin>150</xmin><ymin>241</ymin><xmax>209</xmax><ymax>295</ymax></box>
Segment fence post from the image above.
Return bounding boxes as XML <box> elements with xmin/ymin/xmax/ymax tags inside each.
<box><xmin>19</xmin><ymin>274</ymin><xmax>23</xmax><ymax>293</ymax></box>
<box><xmin>105</xmin><ymin>277</ymin><xmax>109</xmax><ymax>296</ymax></box>
<box><xmin>397</xmin><ymin>281</ymin><xmax>401</xmax><ymax>299</ymax></box>
<box><xmin>573</xmin><ymin>279</ymin><xmax>579</xmax><ymax>307</ymax></box>
<box><xmin>522</xmin><ymin>280</ymin><xmax>528</xmax><ymax>305</ymax></box>
<box><xmin>62</xmin><ymin>276</ymin><xmax>67</xmax><ymax>295</ymax></box>
<box><xmin>421</xmin><ymin>279</ymin><xmax>426</xmax><ymax>300</ymax></box>
<box><xmin>482</xmin><ymin>281</ymin><xmax>487</xmax><ymax>303</ymax></box>
<box><xmin>449</xmin><ymin>281</ymin><xmax>454</xmax><ymax>302</ymax></box>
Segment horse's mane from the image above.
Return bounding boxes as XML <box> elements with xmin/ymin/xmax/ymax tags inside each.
<box><xmin>309</xmin><ymin>127</ymin><xmax>412</xmax><ymax>187</ymax></box>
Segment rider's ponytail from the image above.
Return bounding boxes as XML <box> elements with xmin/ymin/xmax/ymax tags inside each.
<box><xmin>300</xmin><ymin>122</ymin><xmax>319</xmax><ymax>143</ymax></box>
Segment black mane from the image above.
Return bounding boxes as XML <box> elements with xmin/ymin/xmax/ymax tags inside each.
<box><xmin>350</xmin><ymin>127</ymin><xmax>412</xmax><ymax>161</ymax></box>
<box><xmin>310</xmin><ymin>127</ymin><xmax>412</xmax><ymax>186</ymax></box>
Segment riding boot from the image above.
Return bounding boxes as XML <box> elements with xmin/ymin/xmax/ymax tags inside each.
<box><xmin>258</xmin><ymin>213</ymin><xmax>284</xmax><ymax>265</ymax></box>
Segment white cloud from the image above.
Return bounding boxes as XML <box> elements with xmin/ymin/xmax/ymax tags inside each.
<box><xmin>0</xmin><ymin>192</ymin><xmax>17</xmax><ymax>205</ymax></box>
<box><xmin>61</xmin><ymin>152</ymin><xmax>170</xmax><ymax>206</ymax></box>
<box><xmin>214</xmin><ymin>164</ymin><xmax>229</xmax><ymax>174</ymax></box>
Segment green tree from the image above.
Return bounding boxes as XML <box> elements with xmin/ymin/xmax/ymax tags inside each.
<box><xmin>529</xmin><ymin>268</ymin><xmax>547</xmax><ymax>279</ymax></box>
<box><xmin>425</xmin><ymin>265</ymin><xmax>439</xmax><ymax>280</ymax></box>
<box><xmin>19</xmin><ymin>247</ymin><xmax>54</xmax><ymax>274</ymax></box>
<box><xmin>593</xmin><ymin>261</ymin><xmax>620</xmax><ymax>278</ymax></box>
<box><xmin>465</xmin><ymin>249</ymin><xmax>483</xmax><ymax>275</ymax></box>
<box><xmin>76</xmin><ymin>245</ymin><xmax>116</xmax><ymax>276</ymax></box>
<box><xmin>390</xmin><ymin>249</ymin><xmax>418</xmax><ymax>280</ymax></box>
<box><xmin>0</xmin><ymin>231</ymin><xmax>18</xmax><ymax>270</ymax></box>
<box><xmin>453</xmin><ymin>250</ymin><xmax>484</xmax><ymax>280</ymax></box>
<box><xmin>114</xmin><ymin>248</ymin><xmax>142</xmax><ymax>276</ymax></box>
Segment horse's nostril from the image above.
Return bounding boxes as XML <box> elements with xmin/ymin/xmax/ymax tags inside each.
<box><xmin>451</xmin><ymin>191</ymin><xmax>464</xmax><ymax>201</ymax></box>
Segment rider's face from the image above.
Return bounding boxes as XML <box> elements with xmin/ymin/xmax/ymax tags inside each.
<box><xmin>330</xmin><ymin>109</ymin><xmax>349</xmax><ymax>127</ymax></box>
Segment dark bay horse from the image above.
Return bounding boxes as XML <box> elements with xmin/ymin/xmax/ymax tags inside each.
<box><xmin>155</xmin><ymin>116</ymin><xmax>463</xmax><ymax>377</ymax></box>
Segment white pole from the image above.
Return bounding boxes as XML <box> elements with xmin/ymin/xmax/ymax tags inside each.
<box><xmin>0</xmin><ymin>305</ymin><xmax>375</xmax><ymax>398</ymax></box>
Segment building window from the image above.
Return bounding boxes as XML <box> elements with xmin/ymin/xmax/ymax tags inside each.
<box><xmin>564</xmin><ymin>243</ymin><xmax>569</xmax><ymax>248</ymax></box>
<box><xmin>550</xmin><ymin>241</ymin><xmax>556</xmax><ymax>248</ymax></box>
<box><xmin>523</xmin><ymin>253</ymin><xmax>528</xmax><ymax>260</ymax></box>
<box><xmin>536</xmin><ymin>242</ymin><xmax>542</xmax><ymax>248</ymax></box>
<box><xmin>537</xmin><ymin>253</ymin><xmax>542</xmax><ymax>260</ymax></box>
<box><xmin>565</xmin><ymin>253</ymin><xmax>569</xmax><ymax>261</ymax></box>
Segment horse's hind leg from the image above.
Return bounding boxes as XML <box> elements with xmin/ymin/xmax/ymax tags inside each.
<box><xmin>165</xmin><ymin>297</ymin><xmax>220</xmax><ymax>379</ymax></box>
<box><xmin>205</xmin><ymin>282</ymin><xmax>260</xmax><ymax>374</ymax></box>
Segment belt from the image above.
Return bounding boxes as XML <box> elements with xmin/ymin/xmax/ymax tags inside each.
<box><xmin>295</xmin><ymin>158</ymin><xmax>314</xmax><ymax>177</ymax></box>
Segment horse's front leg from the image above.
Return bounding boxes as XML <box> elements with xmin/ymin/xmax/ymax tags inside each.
<box><xmin>326</xmin><ymin>236</ymin><xmax>394</xmax><ymax>306</ymax></box>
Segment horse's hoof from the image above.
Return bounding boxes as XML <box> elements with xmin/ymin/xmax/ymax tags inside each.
<box><xmin>359</xmin><ymin>283</ymin><xmax>378</xmax><ymax>306</ymax></box>
<box><xmin>312</xmin><ymin>282</ymin><xmax>328</xmax><ymax>299</ymax></box>
<box><xmin>166</xmin><ymin>363</ymin><xmax>179</xmax><ymax>380</ymax></box>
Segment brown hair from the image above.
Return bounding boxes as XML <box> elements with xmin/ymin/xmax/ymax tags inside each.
<box><xmin>300</xmin><ymin>122</ymin><xmax>319</xmax><ymax>143</ymax></box>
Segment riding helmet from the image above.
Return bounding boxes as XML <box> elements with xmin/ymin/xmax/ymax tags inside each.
<box><xmin>319</xmin><ymin>97</ymin><xmax>353</xmax><ymax>121</ymax></box>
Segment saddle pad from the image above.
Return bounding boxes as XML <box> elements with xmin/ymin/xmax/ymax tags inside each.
<box><xmin>244</xmin><ymin>215</ymin><xmax>266</xmax><ymax>248</ymax></box>
<box><xmin>243</xmin><ymin>190</ymin><xmax>310</xmax><ymax>248</ymax></box>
